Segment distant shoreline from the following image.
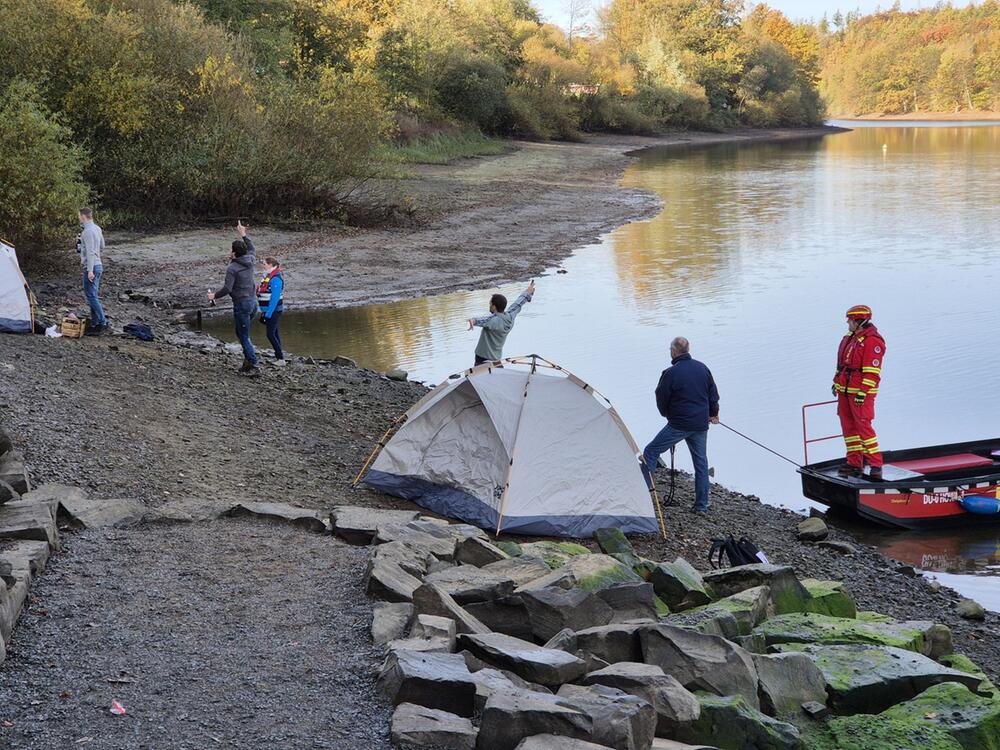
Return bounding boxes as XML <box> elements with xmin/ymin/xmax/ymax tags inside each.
<box><xmin>833</xmin><ymin>112</ymin><xmax>1000</xmax><ymax>122</ymax></box>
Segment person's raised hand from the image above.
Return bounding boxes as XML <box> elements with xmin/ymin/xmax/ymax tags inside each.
<box><xmin>467</xmin><ymin>318</ymin><xmax>476</xmax><ymax>330</ymax></box>
<box><xmin>527</xmin><ymin>280</ymin><xmax>536</xmax><ymax>296</ymax></box>
<box><xmin>236</xmin><ymin>220</ymin><xmax>246</xmax><ymax>237</ymax></box>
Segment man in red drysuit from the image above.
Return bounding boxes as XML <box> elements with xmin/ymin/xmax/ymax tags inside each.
<box><xmin>833</xmin><ymin>305</ymin><xmax>886</xmax><ymax>480</ymax></box>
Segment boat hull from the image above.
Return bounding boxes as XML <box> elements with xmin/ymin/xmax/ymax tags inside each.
<box><xmin>799</xmin><ymin>437</ymin><xmax>1000</xmax><ymax>529</ymax></box>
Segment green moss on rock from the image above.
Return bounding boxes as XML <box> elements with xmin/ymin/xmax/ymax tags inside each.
<box><xmin>801</xmin><ymin>579</ymin><xmax>858</xmax><ymax>619</ymax></box>
<box><xmin>753</xmin><ymin>612</ymin><xmax>932</xmax><ymax>653</ymax></box>
<box><xmin>939</xmin><ymin>654</ymin><xmax>999</xmax><ymax>698</ymax></box>
<box><xmin>674</xmin><ymin>693</ymin><xmax>802</xmax><ymax>750</ymax></box>
<box><xmin>495</xmin><ymin>541</ymin><xmax>523</xmax><ymax>557</ymax></box>
<box><xmin>520</xmin><ymin>541</ymin><xmax>589</xmax><ymax>569</ymax></box>
<box><xmin>882</xmin><ymin>682</ymin><xmax>1000</xmax><ymax>750</ymax></box>
<box><xmin>803</xmin><ymin>715</ymin><xmax>964</xmax><ymax>750</ymax></box>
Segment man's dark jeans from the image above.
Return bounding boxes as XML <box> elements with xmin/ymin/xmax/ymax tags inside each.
<box><xmin>642</xmin><ymin>424</ymin><xmax>710</xmax><ymax>511</ymax></box>
<box><xmin>265</xmin><ymin>310</ymin><xmax>283</xmax><ymax>360</ymax></box>
<box><xmin>83</xmin><ymin>264</ymin><xmax>106</xmax><ymax>327</ymax></box>
<box><xmin>233</xmin><ymin>298</ymin><xmax>258</xmax><ymax>366</ymax></box>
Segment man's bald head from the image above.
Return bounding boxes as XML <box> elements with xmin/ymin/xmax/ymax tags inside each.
<box><xmin>670</xmin><ymin>337</ymin><xmax>690</xmax><ymax>358</ymax></box>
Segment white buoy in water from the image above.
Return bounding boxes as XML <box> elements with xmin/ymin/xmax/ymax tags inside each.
<box><xmin>883</xmin><ymin>143</ymin><xmax>888</xmax><ymax>151</ymax></box>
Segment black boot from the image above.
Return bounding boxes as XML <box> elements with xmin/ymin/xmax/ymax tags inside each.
<box><xmin>868</xmin><ymin>466</ymin><xmax>884</xmax><ymax>482</ymax></box>
<box><xmin>837</xmin><ymin>464</ymin><xmax>861</xmax><ymax>478</ymax></box>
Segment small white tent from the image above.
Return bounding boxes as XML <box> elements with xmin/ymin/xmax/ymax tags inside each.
<box><xmin>0</xmin><ymin>240</ymin><xmax>32</xmax><ymax>334</ymax></box>
<box><xmin>358</xmin><ymin>355</ymin><xmax>664</xmax><ymax>538</ymax></box>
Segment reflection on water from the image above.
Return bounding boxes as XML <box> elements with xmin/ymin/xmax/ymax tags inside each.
<box><xmin>203</xmin><ymin>124</ymin><xmax>1000</xmax><ymax>608</ymax></box>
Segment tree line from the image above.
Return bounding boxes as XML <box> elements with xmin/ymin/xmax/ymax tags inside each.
<box><xmin>1</xmin><ymin>0</ymin><xmax>826</xmax><ymax>262</ymax></box>
<box><xmin>818</xmin><ymin>1</ymin><xmax>1000</xmax><ymax>116</ymax></box>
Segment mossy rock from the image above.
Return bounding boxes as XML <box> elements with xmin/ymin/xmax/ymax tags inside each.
<box><xmin>801</xmin><ymin>579</ymin><xmax>858</xmax><ymax>619</ymax></box>
<box><xmin>569</xmin><ymin>554</ymin><xmax>643</xmax><ymax>593</ymax></box>
<box><xmin>856</xmin><ymin>611</ymin><xmax>895</xmax><ymax>623</ymax></box>
<box><xmin>495</xmin><ymin>541</ymin><xmax>523</xmax><ymax>557</ymax></box>
<box><xmin>801</xmin><ymin>714</ymin><xmax>964</xmax><ymax>750</ymax></box>
<box><xmin>519</xmin><ymin>541</ymin><xmax>589</xmax><ymax>569</ymax></box>
<box><xmin>650</xmin><ymin>557</ymin><xmax>714</xmax><ymax>611</ymax></box>
<box><xmin>753</xmin><ymin>612</ymin><xmax>934</xmax><ymax>653</ymax></box>
<box><xmin>594</xmin><ymin>527</ymin><xmax>640</xmax><ymax>568</ymax></box>
<box><xmin>882</xmin><ymin>682</ymin><xmax>1000</xmax><ymax>750</ymax></box>
<box><xmin>686</xmin><ymin>585</ymin><xmax>770</xmax><ymax>636</ymax></box>
<box><xmin>939</xmin><ymin>654</ymin><xmax>999</xmax><ymax>698</ymax></box>
<box><xmin>674</xmin><ymin>693</ymin><xmax>802</xmax><ymax>750</ymax></box>
<box><xmin>653</xmin><ymin>595</ymin><xmax>671</xmax><ymax>616</ymax></box>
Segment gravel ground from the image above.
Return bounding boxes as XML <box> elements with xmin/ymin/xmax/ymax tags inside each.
<box><xmin>0</xmin><ymin>519</ymin><xmax>392</xmax><ymax>750</ymax></box>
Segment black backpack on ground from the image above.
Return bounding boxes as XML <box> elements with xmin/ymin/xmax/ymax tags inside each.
<box><xmin>708</xmin><ymin>535</ymin><xmax>767</xmax><ymax>569</ymax></box>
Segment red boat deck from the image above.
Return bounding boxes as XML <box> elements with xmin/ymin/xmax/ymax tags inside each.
<box><xmin>888</xmin><ymin>453</ymin><xmax>994</xmax><ymax>475</ymax></box>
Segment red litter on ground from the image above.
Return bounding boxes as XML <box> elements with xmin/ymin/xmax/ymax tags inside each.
<box><xmin>109</xmin><ymin>701</ymin><xmax>126</xmax><ymax>716</ymax></box>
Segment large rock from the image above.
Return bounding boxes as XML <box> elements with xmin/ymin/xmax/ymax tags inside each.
<box><xmin>376</xmin><ymin>520</ymin><xmax>459</xmax><ymax>559</ymax></box>
<box><xmin>787</xmin><ymin>643</ymin><xmax>985</xmax><ymax>713</ymax></box>
<box><xmin>520</xmin><ymin>586</ymin><xmax>614</xmax><ymax>641</ymax></box>
<box><xmin>594</xmin><ymin>527</ymin><xmax>641</xmax><ymax>569</ymax></box>
<box><xmin>940</xmin><ymin>654</ymin><xmax>999</xmax><ymax>698</ymax></box>
<box><xmin>458</xmin><ymin>632</ymin><xmax>588</xmax><ymax>687</ymax></box>
<box><xmin>515</xmin><ymin>737</ymin><xmax>615</xmax><ymax>750</ymax></box>
<box><xmin>377</xmin><ymin>650</ymin><xmax>478</xmax><ymax>717</ymax></box>
<box><xmin>478</xmin><ymin>689</ymin><xmax>592</xmax><ymax>750</ymax></box>
<box><xmin>517</xmin><ymin>554</ymin><xmax>643</xmax><ymax>595</ymax></box>
<box><xmin>957</xmin><ymin>599</ymin><xmax>986</xmax><ymax>621</ymax></box>
<box><xmin>366</xmin><ymin>558</ymin><xmax>422</xmax><ymax>603</ymax></box>
<box><xmin>581</xmin><ymin>662</ymin><xmax>701</xmax><ymax>737</ymax></box>
<box><xmin>519</xmin><ymin>541</ymin><xmax>591</xmax><ymax>569</ymax></box>
<box><xmin>751</xmin><ymin>652</ymin><xmax>828</xmax><ymax>719</ymax></box>
<box><xmin>19</xmin><ymin>484</ymin><xmax>84</xmax><ymax>516</ymax></box>
<box><xmin>372</xmin><ymin>602</ymin><xmax>412</xmax><ymax>645</ymax></box>
<box><xmin>880</xmin><ymin>681</ymin><xmax>1000</xmax><ymax>750</ymax></box>
<box><xmin>412</xmin><ymin>583</ymin><xmax>491</xmax><ymax>635</ymax></box>
<box><xmin>703</xmin><ymin>564</ymin><xmax>810</xmax><ymax>615</ymax></box>
<box><xmin>673</xmin><ymin>694</ymin><xmax>801</xmax><ymax>750</ymax></box>
<box><xmin>650</xmin><ymin>558</ymin><xmax>713</xmax><ymax>612</ymax></box>
<box><xmin>390</xmin><ymin>703</ymin><xmax>477</xmax><ymax>750</ymax></box>
<box><xmin>330</xmin><ymin>506</ymin><xmax>420</xmax><ymax>544</ymax></box>
<box><xmin>574</xmin><ymin>623</ymin><xmax>646</xmax><ymax>665</ymax></box>
<box><xmin>753</xmin><ymin>612</ymin><xmax>951</xmax><ymax>658</ymax></box>
<box><xmin>556</xmin><ymin>683</ymin><xmax>657</xmax><ymax>750</ymax></box>
<box><xmin>598</xmin><ymin>582</ymin><xmax>659</xmax><ymax>624</ymax></box>
<box><xmin>0</xmin><ymin>578</ymin><xmax>29</xmax><ymax>643</ymax></box>
<box><xmin>651</xmin><ymin>741</ymin><xmax>721</xmax><ymax>750</ymax></box>
<box><xmin>482</xmin><ymin>556</ymin><xmax>553</xmax><ymax>588</ymax></box>
<box><xmin>0</xmin><ymin>502</ymin><xmax>58</xmax><ymax>548</ymax></box>
<box><xmin>373</xmin><ymin>540</ymin><xmax>435</xmax><ymax>579</ymax></box>
<box><xmin>0</xmin><ymin>452</ymin><xmax>29</xmax><ymax>495</ymax></box>
<box><xmin>470</xmin><ymin>668</ymin><xmax>549</xmax><ymax>712</ymax></box>
<box><xmin>0</xmin><ymin>539</ymin><xmax>50</xmax><ymax>583</ymax></box>
<box><xmin>639</xmin><ymin>624</ymin><xmax>760</xmax><ymax>708</ymax></box>
<box><xmin>425</xmin><ymin>565</ymin><xmax>517</xmax><ymax>604</ymax></box>
<box><xmin>412</xmin><ymin>614</ymin><xmax>457</xmax><ymax>641</ymax></box>
<box><xmin>465</xmin><ymin>597</ymin><xmax>534</xmax><ymax>641</ymax></box>
<box><xmin>662</xmin><ymin>608</ymin><xmax>740</xmax><ymax>641</ymax></box>
<box><xmin>796</xmin><ymin>517</ymin><xmax>828</xmax><ymax>541</ymax></box>
<box><xmin>457</xmin><ymin>536</ymin><xmax>510</xmax><ymax>567</ymax></box>
<box><xmin>222</xmin><ymin>501</ymin><xmax>327</xmax><ymax>532</ymax></box>
<box><xmin>683</xmin><ymin>585</ymin><xmax>770</xmax><ymax>636</ymax></box>
<box><xmin>387</xmin><ymin>635</ymin><xmax>454</xmax><ymax>654</ymax></box>
<box><xmin>799</xmin><ymin>579</ymin><xmax>857</xmax><ymax>619</ymax></box>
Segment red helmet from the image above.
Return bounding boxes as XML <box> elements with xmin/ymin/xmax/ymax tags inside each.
<box><xmin>846</xmin><ymin>305</ymin><xmax>872</xmax><ymax>320</ymax></box>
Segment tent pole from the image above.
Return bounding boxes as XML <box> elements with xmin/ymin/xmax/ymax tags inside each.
<box><xmin>352</xmin><ymin>413</ymin><xmax>407</xmax><ymax>487</ymax></box>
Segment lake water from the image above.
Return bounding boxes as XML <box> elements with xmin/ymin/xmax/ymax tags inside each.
<box><xmin>205</xmin><ymin>123</ymin><xmax>1000</xmax><ymax>608</ymax></box>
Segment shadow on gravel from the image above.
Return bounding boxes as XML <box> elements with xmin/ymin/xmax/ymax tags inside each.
<box><xmin>0</xmin><ymin>519</ymin><xmax>392</xmax><ymax>750</ymax></box>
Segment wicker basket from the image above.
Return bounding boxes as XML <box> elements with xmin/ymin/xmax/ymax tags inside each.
<box><xmin>60</xmin><ymin>317</ymin><xmax>86</xmax><ymax>338</ymax></box>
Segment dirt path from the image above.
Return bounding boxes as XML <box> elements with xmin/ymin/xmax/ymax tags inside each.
<box><xmin>0</xmin><ymin>519</ymin><xmax>392</xmax><ymax>750</ymax></box>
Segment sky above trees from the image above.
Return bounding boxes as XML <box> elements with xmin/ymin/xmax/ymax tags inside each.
<box><xmin>536</xmin><ymin>0</ymin><xmax>983</xmax><ymax>28</ymax></box>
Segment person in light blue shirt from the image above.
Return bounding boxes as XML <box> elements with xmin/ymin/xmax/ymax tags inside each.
<box><xmin>256</xmin><ymin>256</ymin><xmax>286</xmax><ymax>366</ymax></box>
<box><xmin>467</xmin><ymin>280</ymin><xmax>535</xmax><ymax>365</ymax></box>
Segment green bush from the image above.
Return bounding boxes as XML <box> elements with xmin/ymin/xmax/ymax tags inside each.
<box><xmin>434</xmin><ymin>52</ymin><xmax>509</xmax><ymax>133</ymax></box>
<box><xmin>504</xmin><ymin>84</ymin><xmax>580</xmax><ymax>140</ymax></box>
<box><xmin>577</xmin><ymin>92</ymin><xmax>656</xmax><ymax>134</ymax></box>
<box><xmin>0</xmin><ymin>80</ymin><xmax>89</xmax><ymax>266</ymax></box>
<box><xmin>634</xmin><ymin>83</ymin><xmax>713</xmax><ymax>130</ymax></box>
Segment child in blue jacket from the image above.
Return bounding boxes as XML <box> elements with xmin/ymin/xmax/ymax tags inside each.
<box><xmin>256</xmin><ymin>257</ymin><xmax>286</xmax><ymax>366</ymax></box>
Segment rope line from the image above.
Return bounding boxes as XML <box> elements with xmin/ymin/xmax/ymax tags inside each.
<box><xmin>719</xmin><ymin>422</ymin><xmax>803</xmax><ymax>468</ymax></box>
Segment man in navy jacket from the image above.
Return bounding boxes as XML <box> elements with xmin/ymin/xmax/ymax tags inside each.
<box><xmin>641</xmin><ymin>337</ymin><xmax>720</xmax><ymax>513</ymax></box>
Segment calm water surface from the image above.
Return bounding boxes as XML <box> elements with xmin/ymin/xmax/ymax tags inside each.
<box><xmin>206</xmin><ymin>124</ymin><xmax>1000</xmax><ymax>608</ymax></box>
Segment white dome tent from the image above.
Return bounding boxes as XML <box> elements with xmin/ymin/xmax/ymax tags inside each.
<box><xmin>356</xmin><ymin>355</ymin><xmax>665</xmax><ymax>539</ymax></box>
<box><xmin>0</xmin><ymin>240</ymin><xmax>32</xmax><ymax>334</ymax></box>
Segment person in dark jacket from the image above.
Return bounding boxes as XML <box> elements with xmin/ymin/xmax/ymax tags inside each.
<box><xmin>208</xmin><ymin>221</ymin><xmax>260</xmax><ymax>376</ymax></box>
<box><xmin>641</xmin><ymin>337</ymin><xmax>720</xmax><ymax>513</ymax></box>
